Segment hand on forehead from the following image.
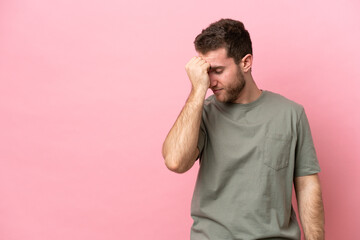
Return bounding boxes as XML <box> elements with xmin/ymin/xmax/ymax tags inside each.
<box><xmin>197</xmin><ymin>48</ymin><xmax>235</xmax><ymax>69</ymax></box>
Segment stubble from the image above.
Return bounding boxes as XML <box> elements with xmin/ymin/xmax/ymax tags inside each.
<box><xmin>224</xmin><ymin>68</ymin><xmax>246</xmax><ymax>103</ymax></box>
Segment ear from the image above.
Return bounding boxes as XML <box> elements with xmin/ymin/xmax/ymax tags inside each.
<box><xmin>240</xmin><ymin>54</ymin><xmax>253</xmax><ymax>73</ymax></box>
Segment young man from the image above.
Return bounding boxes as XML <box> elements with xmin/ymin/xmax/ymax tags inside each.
<box><xmin>162</xmin><ymin>19</ymin><xmax>324</xmax><ymax>240</ymax></box>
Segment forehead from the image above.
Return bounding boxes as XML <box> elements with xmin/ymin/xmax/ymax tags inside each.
<box><xmin>198</xmin><ymin>48</ymin><xmax>235</xmax><ymax>67</ymax></box>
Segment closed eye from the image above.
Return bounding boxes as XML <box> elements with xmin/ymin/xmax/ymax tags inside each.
<box><xmin>209</xmin><ymin>66</ymin><xmax>225</xmax><ymax>74</ymax></box>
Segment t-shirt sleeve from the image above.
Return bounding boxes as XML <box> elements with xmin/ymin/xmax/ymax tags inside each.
<box><xmin>294</xmin><ymin>108</ymin><xmax>321</xmax><ymax>177</ymax></box>
<box><xmin>197</xmin><ymin>117</ymin><xmax>206</xmax><ymax>160</ymax></box>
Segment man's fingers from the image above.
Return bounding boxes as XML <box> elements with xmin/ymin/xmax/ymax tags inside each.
<box><xmin>199</xmin><ymin>60</ymin><xmax>209</xmax><ymax>66</ymax></box>
<box><xmin>193</xmin><ymin>57</ymin><xmax>203</xmax><ymax>64</ymax></box>
<box><xmin>186</xmin><ymin>56</ymin><xmax>197</xmax><ymax>68</ymax></box>
<box><xmin>186</xmin><ymin>56</ymin><xmax>210</xmax><ymax>72</ymax></box>
<box><xmin>195</xmin><ymin>57</ymin><xmax>209</xmax><ymax>67</ymax></box>
<box><xmin>199</xmin><ymin>60</ymin><xmax>211</xmax><ymax>70</ymax></box>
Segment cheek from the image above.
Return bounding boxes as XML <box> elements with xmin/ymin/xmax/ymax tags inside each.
<box><xmin>221</xmin><ymin>72</ymin><xmax>234</xmax><ymax>86</ymax></box>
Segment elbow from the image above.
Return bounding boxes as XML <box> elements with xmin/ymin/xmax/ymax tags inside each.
<box><xmin>163</xmin><ymin>155</ymin><xmax>186</xmax><ymax>173</ymax></box>
<box><xmin>162</xmin><ymin>145</ymin><xmax>179</xmax><ymax>173</ymax></box>
<box><xmin>162</xmin><ymin>151</ymin><xmax>188</xmax><ymax>174</ymax></box>
<box><xmin>162</xmin><ymin>143</ymin><xmax>195</xmax><ymax>173</ymax></box>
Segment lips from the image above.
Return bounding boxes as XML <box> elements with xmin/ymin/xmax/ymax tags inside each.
<box><xmin>212</xmin><ymin>88</ymin><xmax>223</xmax><ymax>94</ymax></box>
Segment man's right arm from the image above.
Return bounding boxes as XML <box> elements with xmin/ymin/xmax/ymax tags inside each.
<box><xmin>162</xmin><ymin>57</ymin><xmax>210</xmax><ymax>173</ymax></box>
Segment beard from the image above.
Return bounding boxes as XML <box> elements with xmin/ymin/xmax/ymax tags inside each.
<box><xmin>223</xmin><ymin>68</ymin><xmax>246</xmax><ymax>103</ymax></box>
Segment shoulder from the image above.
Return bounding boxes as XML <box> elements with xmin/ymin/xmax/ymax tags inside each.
<box><xmin>202</xmin><ymin>95</ymin><xmax>217</xmax><ymax>112</ymax></box>
<box><xmin>264</xmin><ymin>90</ymin><xmax>304</xmax><ymax>114</ymax></box>
<box><xmin>204</xmin><ymin>94</ymin><xmax>216</xmax><ymax>105</ymax></box>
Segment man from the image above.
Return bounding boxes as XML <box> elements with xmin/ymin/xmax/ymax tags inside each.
<box><xmin>162</xmin><ymin>19</ymin><xmax>324</xmax><ymax>240</ymax></box>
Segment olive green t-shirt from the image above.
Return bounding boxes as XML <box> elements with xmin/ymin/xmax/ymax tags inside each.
<box><xmin>191</xmin><ymin>90</ymin><xmax>320</xmax><ymax>240</ymax></box>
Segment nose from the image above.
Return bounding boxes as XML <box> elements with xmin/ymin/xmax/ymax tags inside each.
<box><xmin>209</xmin><ymin>73</ymin><xmax>218</xmax><ymax>88</ymax></box>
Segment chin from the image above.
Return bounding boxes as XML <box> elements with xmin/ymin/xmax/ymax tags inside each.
<box><xmin>215</xmin><ymin>95</ymin><xmax>227</xmax><ymax>103</ymax></box>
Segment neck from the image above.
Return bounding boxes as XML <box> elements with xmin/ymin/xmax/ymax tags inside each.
<box><xmin>234</xmin><ymin>75</ymin><xmax>262</xmax><ymax>104</ymax></box>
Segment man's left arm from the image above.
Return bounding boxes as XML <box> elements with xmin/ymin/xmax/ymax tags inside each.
<box><xmin>294</xmin><ymin>173</ymin><xmax>325</xmax><ymax>240</ymax></box>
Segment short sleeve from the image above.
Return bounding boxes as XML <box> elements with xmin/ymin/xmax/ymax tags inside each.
<box><xmin>294</xmin><ymin>108</ymin><xmax>321</xmax><ymax>177</ymax></box>
<box><xmin>197</xmin><ymin>117</ymin><xmax>206</xmax><ymax>160</ymax></box>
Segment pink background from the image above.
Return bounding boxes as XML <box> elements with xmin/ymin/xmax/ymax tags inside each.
<box><xmin>1</xmin><ymin>0</ymin><xmax>359</xmax><ymax>239</ymax></box>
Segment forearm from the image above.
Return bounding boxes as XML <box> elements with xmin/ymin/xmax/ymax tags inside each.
<box><xmin>295</xmin><ymin>175</ymin><xmax>325</xmax><ymax>240</ymax></box>
<box><xmin>162</xmin><ymin>88</ymin><xmax>206</xmax><ymax>173</ymax></box>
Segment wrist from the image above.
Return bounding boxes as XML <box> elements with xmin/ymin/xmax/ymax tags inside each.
<box><xmin>187</xmin><ymin>87</ymin><xmax>207</xmax><ymax>105</ymax></box>
<box><xmin>192</xmin><ymin>84</ymin><xmax>208</xmax><ymax>94</ymax></box>
<box><xmin>191</xmin><ymin>87</ymin><xmax>207</xmax><ymax>98</ymax></box>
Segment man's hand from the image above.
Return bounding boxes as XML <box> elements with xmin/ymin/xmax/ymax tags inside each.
<box><xmin>162</xmin><ymin>57</ymin><xmax>210</xmax><ymax>173</ymax></box>
<box><xmin>185</xmin><ymin>57</ymin><xmax>211</xmax><ymax>92</ymax></box>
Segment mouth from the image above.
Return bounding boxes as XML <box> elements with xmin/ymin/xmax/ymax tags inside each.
<box><xmin>212</xmin><ymin>88</ymin><xmax>223</xmax><ymax>94</ymax></box>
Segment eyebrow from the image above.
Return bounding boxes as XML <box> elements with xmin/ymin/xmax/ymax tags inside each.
<box><xmin>209</xmin><ymin>66</ymin><xmax>225</xmax><ymax>72</ymax></box>
<box><xmin>210</xmin><ymin>65</ymin><xmax>224</xmax><ymax>69</ymax></box>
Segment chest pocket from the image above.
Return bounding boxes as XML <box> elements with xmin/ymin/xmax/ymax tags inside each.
<box><xmin>263</xmin><ymin>133</ymin><xmax>291</xmax><ymax>171</ymax></box>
